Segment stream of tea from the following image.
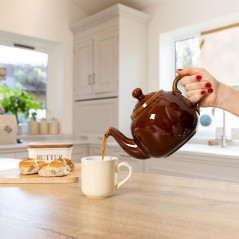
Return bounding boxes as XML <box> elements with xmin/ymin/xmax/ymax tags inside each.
<box><xmin>101</xmin><ymin>134</ymin><xmax>107</xmax><ymax>160</ymax></box>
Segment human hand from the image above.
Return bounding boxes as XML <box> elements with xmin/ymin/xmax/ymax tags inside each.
<box><xmin>176</xmin><ymin>68</ymin><xmax>220</xmax><ymax>108</ymax></box>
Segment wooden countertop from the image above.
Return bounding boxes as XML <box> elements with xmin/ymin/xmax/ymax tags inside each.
<box><xmin>1</xmin><ymin>159</ymin><xmax>239</xmax><ymax>239</ymax></box>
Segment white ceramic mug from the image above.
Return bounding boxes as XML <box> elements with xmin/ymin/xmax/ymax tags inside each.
<box><xmin>81</xmin><ymin>156</ymin><xmax>133</xmax><ymax>199</ymax></box>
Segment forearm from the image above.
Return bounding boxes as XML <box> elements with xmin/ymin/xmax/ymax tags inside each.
<box><xmin>216</xmin><ymin>83</ymin><xmax>239</xmax><ymax>117</ymax></box>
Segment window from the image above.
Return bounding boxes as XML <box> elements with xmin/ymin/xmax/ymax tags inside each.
<box><xmin>0</xmin><ymin>44</ymin><xmax>48</xmax><ymax>123</ymax></box>
<box><xmin>159</xmin><ymin>19</ymin><xmax>239</xmax><ymax>140</ymax></box>
<box><xmin>173</xmin><ymin>23</ymin><xmax>239</xmax><ymax>140</ymax></box>
<box><xmin>200</xmin><ymin>24</ymin><xmax>239</xmax><ymax>89</ymax></box>
<box><xmin>175</xmin><ymin>37</ymin><xmax>200</xmax><ymax>95</ymax></box>
<box><xmin>174</xmin><ymin>24</ymin><xmax>239</xmax><ymax>88</ymax></box>
<box><xmin>175</xmin><ymin>37</ymin><xmax>200</xmax><ymax>70</ymax></box>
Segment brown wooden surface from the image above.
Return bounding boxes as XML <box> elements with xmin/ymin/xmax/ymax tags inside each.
<box><xmin>1</xmin><ymin>159</ymin><xmax>239</xmax><ymax>238</ymax></box>
<box><xmin>0</xmin><ymin>159</ymin><xmax>80</xmax><ymax>183</ymax></box>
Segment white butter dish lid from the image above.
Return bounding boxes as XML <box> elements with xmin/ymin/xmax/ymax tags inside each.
<box><xmin>27</xmin><ymin>143</ymin><xmax>73</xmax><ymax>149</ymax></box>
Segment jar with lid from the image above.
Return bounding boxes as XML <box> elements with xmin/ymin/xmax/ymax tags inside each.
<box><xmin>28</xmin><ymin>118</ymin><xmax>39</xmax><ymax>135</ymax></box>
<box><xmin>39</xmin><ymin>118</ymin><xmax>48</xmax><ymax>135</ymax></box>
<box><xmin>48</xmin><ymin>117</ymin><xmax>59</xmax><ymax>135</ymax></box>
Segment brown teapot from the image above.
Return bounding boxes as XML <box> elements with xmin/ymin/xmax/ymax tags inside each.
<box><xmin>104</xmin><ymin>75</ymin><xmax>200</xmax><ymax>159</ymax></box>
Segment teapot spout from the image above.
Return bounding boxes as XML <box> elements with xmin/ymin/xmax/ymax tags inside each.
<box><xmin>105</xmin><ymin>127</ymin><xmax>149</xmax><ymax>159</ymax></box>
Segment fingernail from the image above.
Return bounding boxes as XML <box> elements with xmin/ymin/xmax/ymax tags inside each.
<box><xmin>196</xmin><ymin>75</ymin><xmax>202</xmax><ymax>80</ymax></box>
<box><xmin>177</xmin><ymin>69</ymin><xmax>183</xmax><ymax>71</ymax></box>
<box><xmin>200</xmin><ymin>90</ymin><xmax>206</xmax><ymax>95</ymax></box>
<box><xmin>205</xmin><ymin>83</ymin><xmax>212</xmax><ymax>87</ymax></box>
<box><xmin>208</xmin><ymin>88</ymin><xmax>213</xmax><ymax>93</ymax></box>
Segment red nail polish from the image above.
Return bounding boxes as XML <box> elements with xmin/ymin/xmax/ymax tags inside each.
<box><xmin>177</xmin><ymin>69</ymin><xmax>183</xmax><ymax>71</ymax></box>
<box><xmin>200</xmin><ymin>90</ymin><xmax>206</xmax><ymax>95</ymax></box>
<box><xmin>205</xmin><ymin>83</ymin><xmax>212</xmax><ymax>87</ymax></box>
<box><xmin>208</xmin><ymin>88</ymin><xmax>213</xmax><ymax>93</ymax></box>
<box><xmin>196</xmin><ymin>75</ymin><xmax>202</xmax><ymax>80</ymax></box>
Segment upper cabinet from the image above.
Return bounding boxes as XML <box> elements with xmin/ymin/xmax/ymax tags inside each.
<box><xmin>73</xmin><ymin>30</ymin><xmax>118</xmax><ymax>100</ymax></box>
<box><xmin>71</xmin><ymin>4</ymin><xmax>151</xmax><ymax>139</ymax></box>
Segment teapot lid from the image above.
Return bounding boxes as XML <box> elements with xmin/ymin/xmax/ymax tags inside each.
<box><xmin>131</xmin><ymin>88</ymin><xmax>161</xmax><ymax>119</ymax></box>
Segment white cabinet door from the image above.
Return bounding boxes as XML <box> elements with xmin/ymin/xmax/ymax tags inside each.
<box><xmin>88</xmin><ymin>144</ymin><xmax>102</xmax><ymax>156</ymax></box>
<box><xmin>15</xmin><ymin>151</ymin><xmax>29</xmax><ymax>159</ymax></box>
<box><xmin>112</xmin><ymin>147</ymin><xmax>145</xmax><ymax>173</ymax></box>
<box><xmin>74</xmin><ymin>31</ymin><xmax>118</xmax><ymax>100</ymax></box>
<box><xmin>93</xmin><ymin>31</ymin><xmax>118</xmax><ymax>95</ymax></box>
<box><xmin>0</xmin><ymin>152</ymin><xmax>15</xmax><ymax>158</ymax></box>
<box><xmin>144</xmin><ymin>152</ymin><xmax>239</xmax><ymax>183</ymax></box>
<box><xmin>74</xmin><ymin>98</ymin><xmax>118</xmax><ymax>140</ymax></box>
<box><xmin>74</xmin><ymin>39</ymin><xmax>93</xmax><ymax>99</ymax></box>
<box><xmin>71</xmin><ymin>144</ymin><xmax>88</xmax><ymax>163</ymax></box>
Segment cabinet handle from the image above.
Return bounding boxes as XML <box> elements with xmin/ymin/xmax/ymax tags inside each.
<box><xmin>80</xmin><ymin>135</ymin><xmax>88</xmax><ymax>140</ymax></box>
<box><xmin>92</xmin><ymin>73</ymin><xmax>96</xmax><ymax>84</ymax></box>
<box><xmin>88</xmin><ymin>74</ymin><xmax>92</xmax><ymax>85</ymax></box>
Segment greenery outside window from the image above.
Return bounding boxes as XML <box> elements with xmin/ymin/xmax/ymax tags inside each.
<box><xmin>0</xmin><ymin>44</ymin><xmax>48</xmax><ymax>123</ymax></box>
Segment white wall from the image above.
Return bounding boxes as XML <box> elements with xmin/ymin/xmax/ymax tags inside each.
<box><xmin>0</xmin><ymin>0</ymin><xmax>87</xmax><ymax>134</ymax></box>
<box><xmin>145</xmin><ymin>0</ymin><xmax>239</xmax><ymax>92</ymax></box>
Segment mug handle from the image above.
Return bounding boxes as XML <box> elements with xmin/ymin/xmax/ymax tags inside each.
<box><xmin>116</xmin><ymin>162</ymin><xmax>133</xmax><ymax>190</ymax></box>
<box><xmin>172</xmin><ymin>74</ymin><xmax>200</xmax><ymax>115</ymax></box>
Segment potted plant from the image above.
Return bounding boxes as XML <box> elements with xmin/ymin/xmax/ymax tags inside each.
<box><xmin>0</xmin><ymin>84</ymin><xmax>43</xmax><ymax>124</ymax></box>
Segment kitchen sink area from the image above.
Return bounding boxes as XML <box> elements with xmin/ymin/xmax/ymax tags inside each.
<box><xmin>183</xmin><ymin>137</ymin><xmax>239</xmax><ymax>157</ymax></box>
<box><xmin>182</xmin><ymin>143</ymin><xmax>239</xmax><ymax>156</ymax></box>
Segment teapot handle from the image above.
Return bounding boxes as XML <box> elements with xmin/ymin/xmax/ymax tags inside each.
<box><xmin>172</xmin><ymin>75</ymin><xmax>200</xmax><ymax>114</ymax></box>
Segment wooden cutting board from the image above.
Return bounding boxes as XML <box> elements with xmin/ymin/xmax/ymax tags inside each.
<box><xmin>0</xmin><ymin>159</ymin><xmax>81</xmax><ymax>184</ymax></box>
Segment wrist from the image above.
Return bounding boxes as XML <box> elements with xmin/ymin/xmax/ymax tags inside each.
<box><xmin>215</xmin><ymin>83</ymin><xmax>239</xmax><ymax>117</ymax></box>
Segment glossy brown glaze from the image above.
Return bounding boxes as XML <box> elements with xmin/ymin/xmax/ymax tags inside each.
<box><xmin>131</xmin><ymin>90</ymin><xmax>198</xmax><ymax>158</ymax></box>
<box><xmin>104</xmin><ymin>76</ymin><xmax>199</xmax><ymax>159</ymax></box>
<box><xmin>105</xmin><ymin>127</ymin><xmax>149</xmax><ymax>159</ymax></box>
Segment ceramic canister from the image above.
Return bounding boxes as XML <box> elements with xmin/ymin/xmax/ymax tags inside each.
<box><xmin>27</xmin><ymin>143</ymin><xmax>73</xmax><ymax>162</ymax></box>
<box><xmin>28</xmin><ymin>119</ymin><xmax>39</xmax><ymax>135</ymax></box>
<box><xmin>48</xmin><ymin>117</ymin><xmax>59</xmax><ymax>135</ymax></box>
<box><xmin>39</xmin><ymin>118</ymin><xmax>48</xmax><ymax>135</ymax></box>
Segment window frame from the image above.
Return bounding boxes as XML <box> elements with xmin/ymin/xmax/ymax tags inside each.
<box><xmin>0</xmin><ymin>30</ymin><xmax>58</xmax><ymax>124</ymax></box>
<box><xmin>159</xmin><ymin>14</ymin><xmax>239</xmax><ymax>90</ymax></box>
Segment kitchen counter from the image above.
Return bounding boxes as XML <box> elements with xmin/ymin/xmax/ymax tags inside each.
<box><xmin>1</xmin><ymin>134</ymin><xmax>239</xmax><ymax>158</ymax></box>
<box><xmin>0</xmin><ymin>134</ymin><xmax>90</xmax><ymax>150</ymax></box>
<box><xmin>1</xmin><ymin>159</ymin><xmax>239</xmax><ymax>239</ymax></box>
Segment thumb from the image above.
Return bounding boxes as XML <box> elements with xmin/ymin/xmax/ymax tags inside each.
<box><xmin>176</xmin><ymin>68</ymin><xmax>189</xmax><ymax>76</ymax></box>
<box><xmin>177</xmin><ymin>67</ymin><xmax>201</xmax><ymax>76</ymax></box>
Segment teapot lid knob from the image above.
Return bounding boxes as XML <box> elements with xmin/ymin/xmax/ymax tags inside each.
<box><xmin>132</xmin><ymin>88</ymin><xmax>145</xmax><ymax>101</ymax></box>
<box><xmin>131</xmin><ymin>88</ymin><xmax>161</xmax><ymax>120</ymax></box>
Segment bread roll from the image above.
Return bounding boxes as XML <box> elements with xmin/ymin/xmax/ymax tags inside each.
<box><xmin>38</xmin><ymin>159</ymin><xmax>70</xmax><ymax>177</ymax></box>
<box><xmin>19</xmin><ymin>158</ymin><xmax>45</xmax><ymax>175</ymax></box>
<box><xmin>59</xmin><ymin>158</ymin><xmax>75</xmax><ymax>171</ymax></box>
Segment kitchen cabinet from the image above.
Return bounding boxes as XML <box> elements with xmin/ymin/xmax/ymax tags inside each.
<box><xmin>0</xmin><ymin>148</ymin><xmax>28</xmax><ymax>159</ymax></box>
<box><xmin>15</xmin><ymin>150</ymin><xmax>29</xmax><ymax>159</ymax></box>
<box><xmin>111</xmin><ymin>146</ymin><xmax>144</xmax><ymax>173</ymax></box>
<box><xmin>88</xmin><ymin>144</ymin><xmax>102</xmax><ymax>156</ymax></box>
<box><xmin>73</xmin><ymin>31</ymin><xmax>118</xmax><ymax>100</ymax></box>
<box><xmin>144</xmin><ymin>149</ymin><xmax>239</xmax><ymax>183</ymax></box>
<box><xmin>71</xmin><ymin>4</ymin><xmax>151</xmax><ymax>141</ymax></box>
<box><xmin>71</xmin><ymin>144</ymin><xmax>88</xmax><ymax>163</ymax></box>
<box><xmin>0</xmin><ymin>152</ymin><xmax>16</xmax><ymax>159</ymax></box>
<box><xmin>74</xmin><ymin>98</ymin><xmax>118</xmax><ymax>141</ymax></box>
